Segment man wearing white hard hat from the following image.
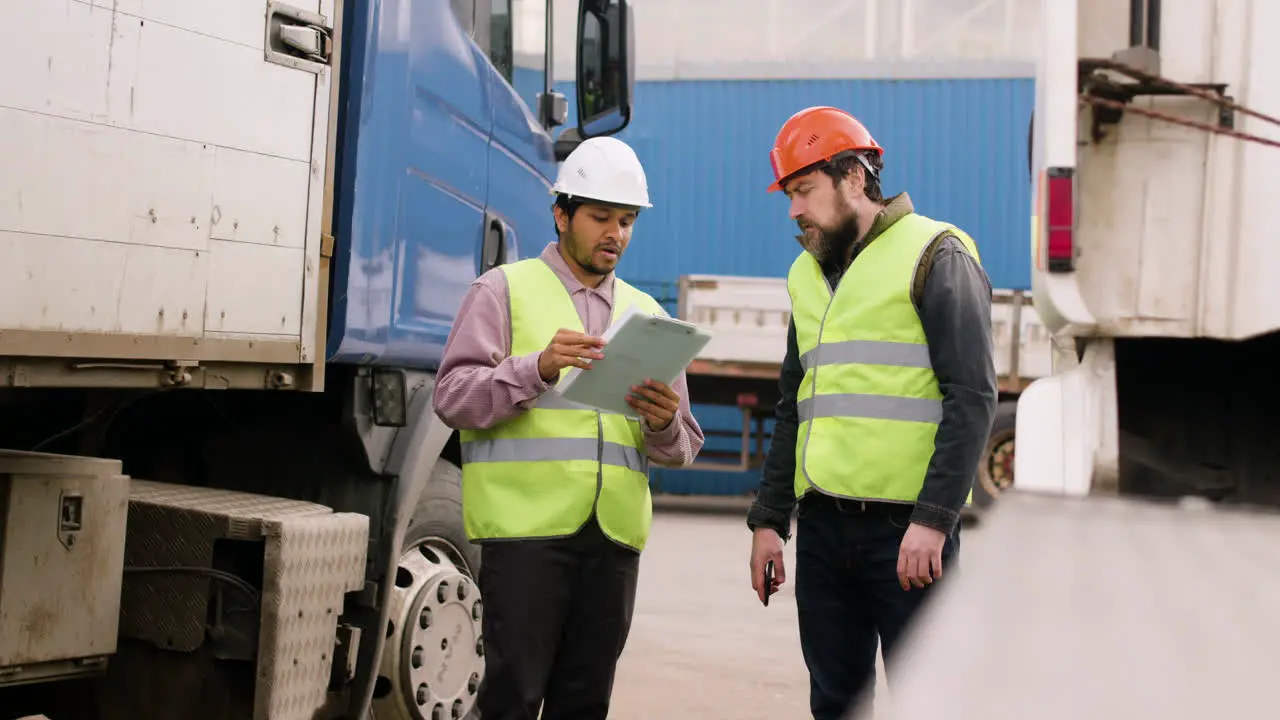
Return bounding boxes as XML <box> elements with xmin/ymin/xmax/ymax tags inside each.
<box><xmin>433</xmin><ymin>136</ymin><xmax>704</xmax><ymax>719</ymax></box>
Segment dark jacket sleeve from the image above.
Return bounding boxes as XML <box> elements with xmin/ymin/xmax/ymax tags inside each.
<box><xmin>909</xmin><ymin>236</ymin><xmax>1000</xmax><ymax>533</ymax></box>
<box><xmin>745</xmin><ymin>318</ymin><xmax>805</xmax><ymax>541</ymax></box>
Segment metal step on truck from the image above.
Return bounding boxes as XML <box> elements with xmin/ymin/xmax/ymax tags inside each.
<box><xmin>675</xmin><ymin>273</ymin><xmax>1053</xmax><ymax>516</ymax></box>
<box><xmin>0</xmin><ymin>1</ymin><xmax>638</xmax><ymax>718</ymax></box>
<box><xmin>859</xmin><ymin>0</ymin><xmax>1280</xmax><ymax>717</ymax></box>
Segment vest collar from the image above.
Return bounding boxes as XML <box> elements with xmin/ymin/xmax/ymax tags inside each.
<box><xmin>861</xmin><ymin>193</ymin><xmax>916</xmax><ymax>250</ymax></box>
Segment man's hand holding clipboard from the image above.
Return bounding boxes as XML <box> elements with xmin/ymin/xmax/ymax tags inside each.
<box><xmin>626</xmin><ymin>379</ymin><xmax>681</xmax><ymax>431</ymax></box>
<box><xmin>552</xmin><ymin>306</ymin><xmax>712</xmax><ymax>418</ymax></box>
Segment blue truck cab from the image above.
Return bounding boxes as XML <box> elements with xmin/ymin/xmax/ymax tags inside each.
<box><xmin>328</xmin><ymin>0</ymin><xmax>634</xmax><ymax>367</ymax></box>
<box><xmin>320</xmin><ymin>1</ymin><xmax>639</xmax><ymax>717</ymax></box>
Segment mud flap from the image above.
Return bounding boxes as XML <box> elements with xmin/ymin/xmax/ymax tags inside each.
<box><xmin>1012</xmin><ymin>340</ymin><xmax>1117</xmax><ymax>496</ymax></box>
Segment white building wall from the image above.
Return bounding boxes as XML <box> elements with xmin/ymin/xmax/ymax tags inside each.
<box><xmin>523</xmin><ymin>0</ymin><xmax>1040</xmax><ymax>82</ymax></box>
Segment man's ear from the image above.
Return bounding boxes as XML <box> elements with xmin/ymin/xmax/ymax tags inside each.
<box><xmin>553</xmin><ymin>205</ymin><xmax>568</xmax><ymax>234</ymax></box>
<box><xmin>833</xmin><ymin>165</ymin><xmax>862</xmax><ymax>203</ymax></box>
<box><xmin>851</xmin><ymin>164</ymin><xmax>869</xmax><ymax>197</ymax></box>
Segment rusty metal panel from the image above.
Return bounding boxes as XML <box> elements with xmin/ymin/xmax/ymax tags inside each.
<box><xmin>0</xmin><ymin>451</ymin><xmax>130</xmax><ymax>686</ymax></box>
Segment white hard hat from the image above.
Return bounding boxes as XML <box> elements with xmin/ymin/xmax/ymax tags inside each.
<box><xmin>551</xmin><ymin>136</ymin><xmax>652</xmax><ymax>208</ymax></box>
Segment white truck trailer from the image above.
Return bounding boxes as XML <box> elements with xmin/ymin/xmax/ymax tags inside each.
<box><xmin>869</xmin><ymin>0</ymin><xmax>1280</xmax><ymax>717</ymax></box>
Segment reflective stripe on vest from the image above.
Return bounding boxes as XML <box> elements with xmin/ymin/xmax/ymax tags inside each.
<box><xmin>461</xmin><ymin>437</ymin><xmax>648</xmax><ymax>473</ymax></box>
<box><xmin>459</xmin><ymin>256</ymin><xmax>666</xmax><ymax>552</ymax></box>
<box><xmin>787</xmin><ymin>212</ymin><xmax>982</xmax><ymax>503</ymax></box>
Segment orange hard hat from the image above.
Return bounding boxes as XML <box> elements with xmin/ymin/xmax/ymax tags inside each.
<box><xmin>767</xmin><ymin>106</ymin><xmax>884</xmax><ymax>192</ymax></box>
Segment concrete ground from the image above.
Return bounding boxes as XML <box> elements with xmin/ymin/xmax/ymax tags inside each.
<box><xmin>609</xmin><ymin>498</ymin><xmax>891</xmax><ymax>719</ymax></box>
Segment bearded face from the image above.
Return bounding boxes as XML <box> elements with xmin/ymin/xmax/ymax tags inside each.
<box><xmin>785</xmin><ymin>170</ymin><xmax>863</xmax><ymax>267</ymax></box>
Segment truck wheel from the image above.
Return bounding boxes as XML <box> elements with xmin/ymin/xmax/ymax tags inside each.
<box><xmin>974</xmin><ymin>400</ymin><xmax>1018</xmax><ymax>509</ymax></box>
<box><xmin>371</xmin><ymin>459</ymin><xmax>483</xmax><ymax>720</ymax></box>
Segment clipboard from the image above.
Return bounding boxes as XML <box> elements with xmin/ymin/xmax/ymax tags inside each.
<box><xmin>552</xmin><ymin>304</ymin><xmax>712</xmax><ymax>418</ymax></box>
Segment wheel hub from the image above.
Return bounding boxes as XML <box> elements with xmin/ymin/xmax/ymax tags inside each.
<box><xmin>372</xmin><ymin>538</ymin><xmax>484</xmax><ymax>720</ymax></box>
<box><xmin>989</xmin><ymin>437</ymin><xmax>1015</xmax><ymax>491</ymax></box>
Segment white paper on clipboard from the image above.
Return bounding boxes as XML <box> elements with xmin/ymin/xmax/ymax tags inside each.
<box><xmin>552</xmin><ymin>304</ymin><xmax>712</xmax><ymax>418</ymax></box>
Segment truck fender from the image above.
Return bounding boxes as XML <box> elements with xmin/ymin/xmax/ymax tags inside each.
<box><xmin>1013</xmin><ymin>339</ymin><xmax>1118</xmax><ymax>497</ymax></box>
<box><xmin>349</xmin><ymin>371</ymin><xmax>455</xmax><ymax>716</ymax></box>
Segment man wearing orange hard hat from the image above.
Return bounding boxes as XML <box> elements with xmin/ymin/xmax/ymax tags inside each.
<box><xmin>745</xmin><ymin>106</ymin><xmax>998</xmax><ymax>718</ymax></box>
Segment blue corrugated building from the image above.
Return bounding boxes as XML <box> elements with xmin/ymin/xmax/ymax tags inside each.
<box><xmin>523</xmin><ymin>75</ymin><xmax>1035</xmax><ymax>290</ymax></box>
<box><xmin>515</xmin><ymin>68</ymin><xmax>1035</xmax><ymax>496</ymax></box>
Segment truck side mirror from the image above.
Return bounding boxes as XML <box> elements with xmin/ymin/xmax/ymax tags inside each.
<box><xmin>556</xmin><ymin>0</ymin><xmax>633</xmax><ymax>160</ymax></box>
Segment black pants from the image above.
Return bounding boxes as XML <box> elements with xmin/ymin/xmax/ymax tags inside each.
<box><xmin>794</xmin><ymin>494</ymin><xmax>960</xmax><ymax>720</ymax></box>
<box><xmin>475</xmin><ymin>516</ymin><xmax>640</xmax><ymax>720</ymax></box>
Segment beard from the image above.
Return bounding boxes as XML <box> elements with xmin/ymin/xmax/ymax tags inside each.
<box><xmin>564</xmin><ymin>230</ymin><xmax>621</xmax><ymax>276</ymax></box>
<box><xmin>796</xmin><ymin>198</ymin><xmax>862</xmax><ymax>268</ymax></box>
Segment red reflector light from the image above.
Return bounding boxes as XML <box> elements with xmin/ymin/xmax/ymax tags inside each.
<box><xmin>1045</xmin><ymin>167</ymin><xmax>1075</xmax><ymax>272</ymax></box>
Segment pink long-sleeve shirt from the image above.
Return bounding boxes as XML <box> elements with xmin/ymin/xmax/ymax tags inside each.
<box><xmin>432</xmin><ymin>242</ymin><xmax>704</xmax><ymax>467</ymax></box>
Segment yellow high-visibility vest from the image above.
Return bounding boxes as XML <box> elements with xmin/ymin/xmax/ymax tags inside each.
<box><xmin>787</xmin><ymin>213</ymin><xmax>981</xmax><ymax>503</ymax></box>
<box><xmin>460</xmin><ymin>256</ymin><xmax>667</xmax><ymax>552</ymax></box>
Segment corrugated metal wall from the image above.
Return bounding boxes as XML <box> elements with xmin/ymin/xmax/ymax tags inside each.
<box><xmin>541</xmin><ymin>76</ymin><xmax>1035</xmax><ymax>290</ymax></box>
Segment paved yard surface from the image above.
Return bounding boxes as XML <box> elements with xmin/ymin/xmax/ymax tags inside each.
<box><xmin>609</xmin><ymin>504</ymin><xmax>892</xmax><ymax>719</ymax></box>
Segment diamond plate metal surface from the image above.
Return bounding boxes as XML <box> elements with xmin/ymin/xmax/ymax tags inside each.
<box><xmin>121</xmin><ymin>480</ymin><xmax>369</xmax><ymax>720</ymax></box>
<box><xmin>867</xmin><ymin>492</ymin><xmax>1280</xmax><ymax>720</ymax></box>
<box><xmin>255</xmin><ymin>512</ymin><xmax>368</xmax><ymax>720</ymax></box>
<box><xmin>122</xmin><ymin>481</ymin><xmax>334</xmax><ymax>651</ymax></box>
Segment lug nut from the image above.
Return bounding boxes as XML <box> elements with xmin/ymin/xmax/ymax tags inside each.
<box><xmin>416</xmin><ymin>683</ymin><xmax>429</xmax><ymax>705</ymax></box>
<box><xmin>432</xmin><ymin>704</ymin><xmax>446</xmax><ymax>720</ymax></box>
<box><xmin>412</xmin><ymin>646</ymin><xmax>424</xmax><ymax>669</ymax></box>
<box><xmin>476</xmin><ymin>636</ymin><xmax>484</xmax><ymax>657</ymax></box>
<box><xmin>457</xmin><ymin>581</ymin><xmax>469</xmax><ymax>600</ymax></box>
<box><xmin>468</xmin><ymin>673</ymin><xmax>480</xmax><ymax>694</ymax></box>
<box><xmin>437</xmin><ymin>581</ymin><xmax>450</xmax><ymax>603</ymax></box>
<box><xmin>419</xmin><ymin>607</ymin><xmax>432</xmax><ymax>629</ymax></box>
<box><xmin>472</xmin><ymin>600</ymin><xmax>482</xmax><ymax>621</ymax></box>
<box><xmin>452</xmin><ymin>699</ymin><xmax>465</xmax><ymax>718</ymax></box>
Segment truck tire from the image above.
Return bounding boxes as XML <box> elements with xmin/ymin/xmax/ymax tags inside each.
<box><xmin>402</xmin><ymin>459</ymin><xmax>481</xmax><ymax>581</ymax></box>
<box><xmin>372</xmin><ymin>458</ymin><xmax>483</xmax><ymax>720</ymax></box>
<box><xmin>974</xmin><ymin>400</ymin><xmax>1018</xmax><ymax>509</ymax></box>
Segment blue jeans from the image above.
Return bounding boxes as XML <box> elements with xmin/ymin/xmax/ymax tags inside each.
<box><xmin>794</xmin><ymin>493</ymin><xmax>960</xmax><ymax>720</ymax></box>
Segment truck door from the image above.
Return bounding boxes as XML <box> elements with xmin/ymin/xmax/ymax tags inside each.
<box><xmin>479</xmin><ymin>0</ymin><xmax>559</xmax><ymax>266</ymax></box>
<box><xmin>328</xmin><ymin>0</ymin><xmax>495</xmax><ymax>364</ymax></box>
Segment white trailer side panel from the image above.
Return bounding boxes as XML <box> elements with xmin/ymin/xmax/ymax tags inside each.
<box><xmin>1215</xmin><ymin>0</ymin><xmax>1280</xmax><ymax>339</ymax></box>
<box><xmin>0</xmin><ymin>0</ymin><xmax>332</xmax><ymax>364</ymax></box>
<box><xmin>1033</xmin><ymin>0</ymin><xmax>1280</xmax><ymax>341</ymax></box>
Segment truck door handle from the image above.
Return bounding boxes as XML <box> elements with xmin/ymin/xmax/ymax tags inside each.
<box><xmin>482</xmin><ymin>212</ymin><xmax>507</xmax><ymax>273</ymax></box>
<box><xmin>264</xmin><ymin>2</ymin><xmax>334</xmax><ymax>74</ymax></box>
